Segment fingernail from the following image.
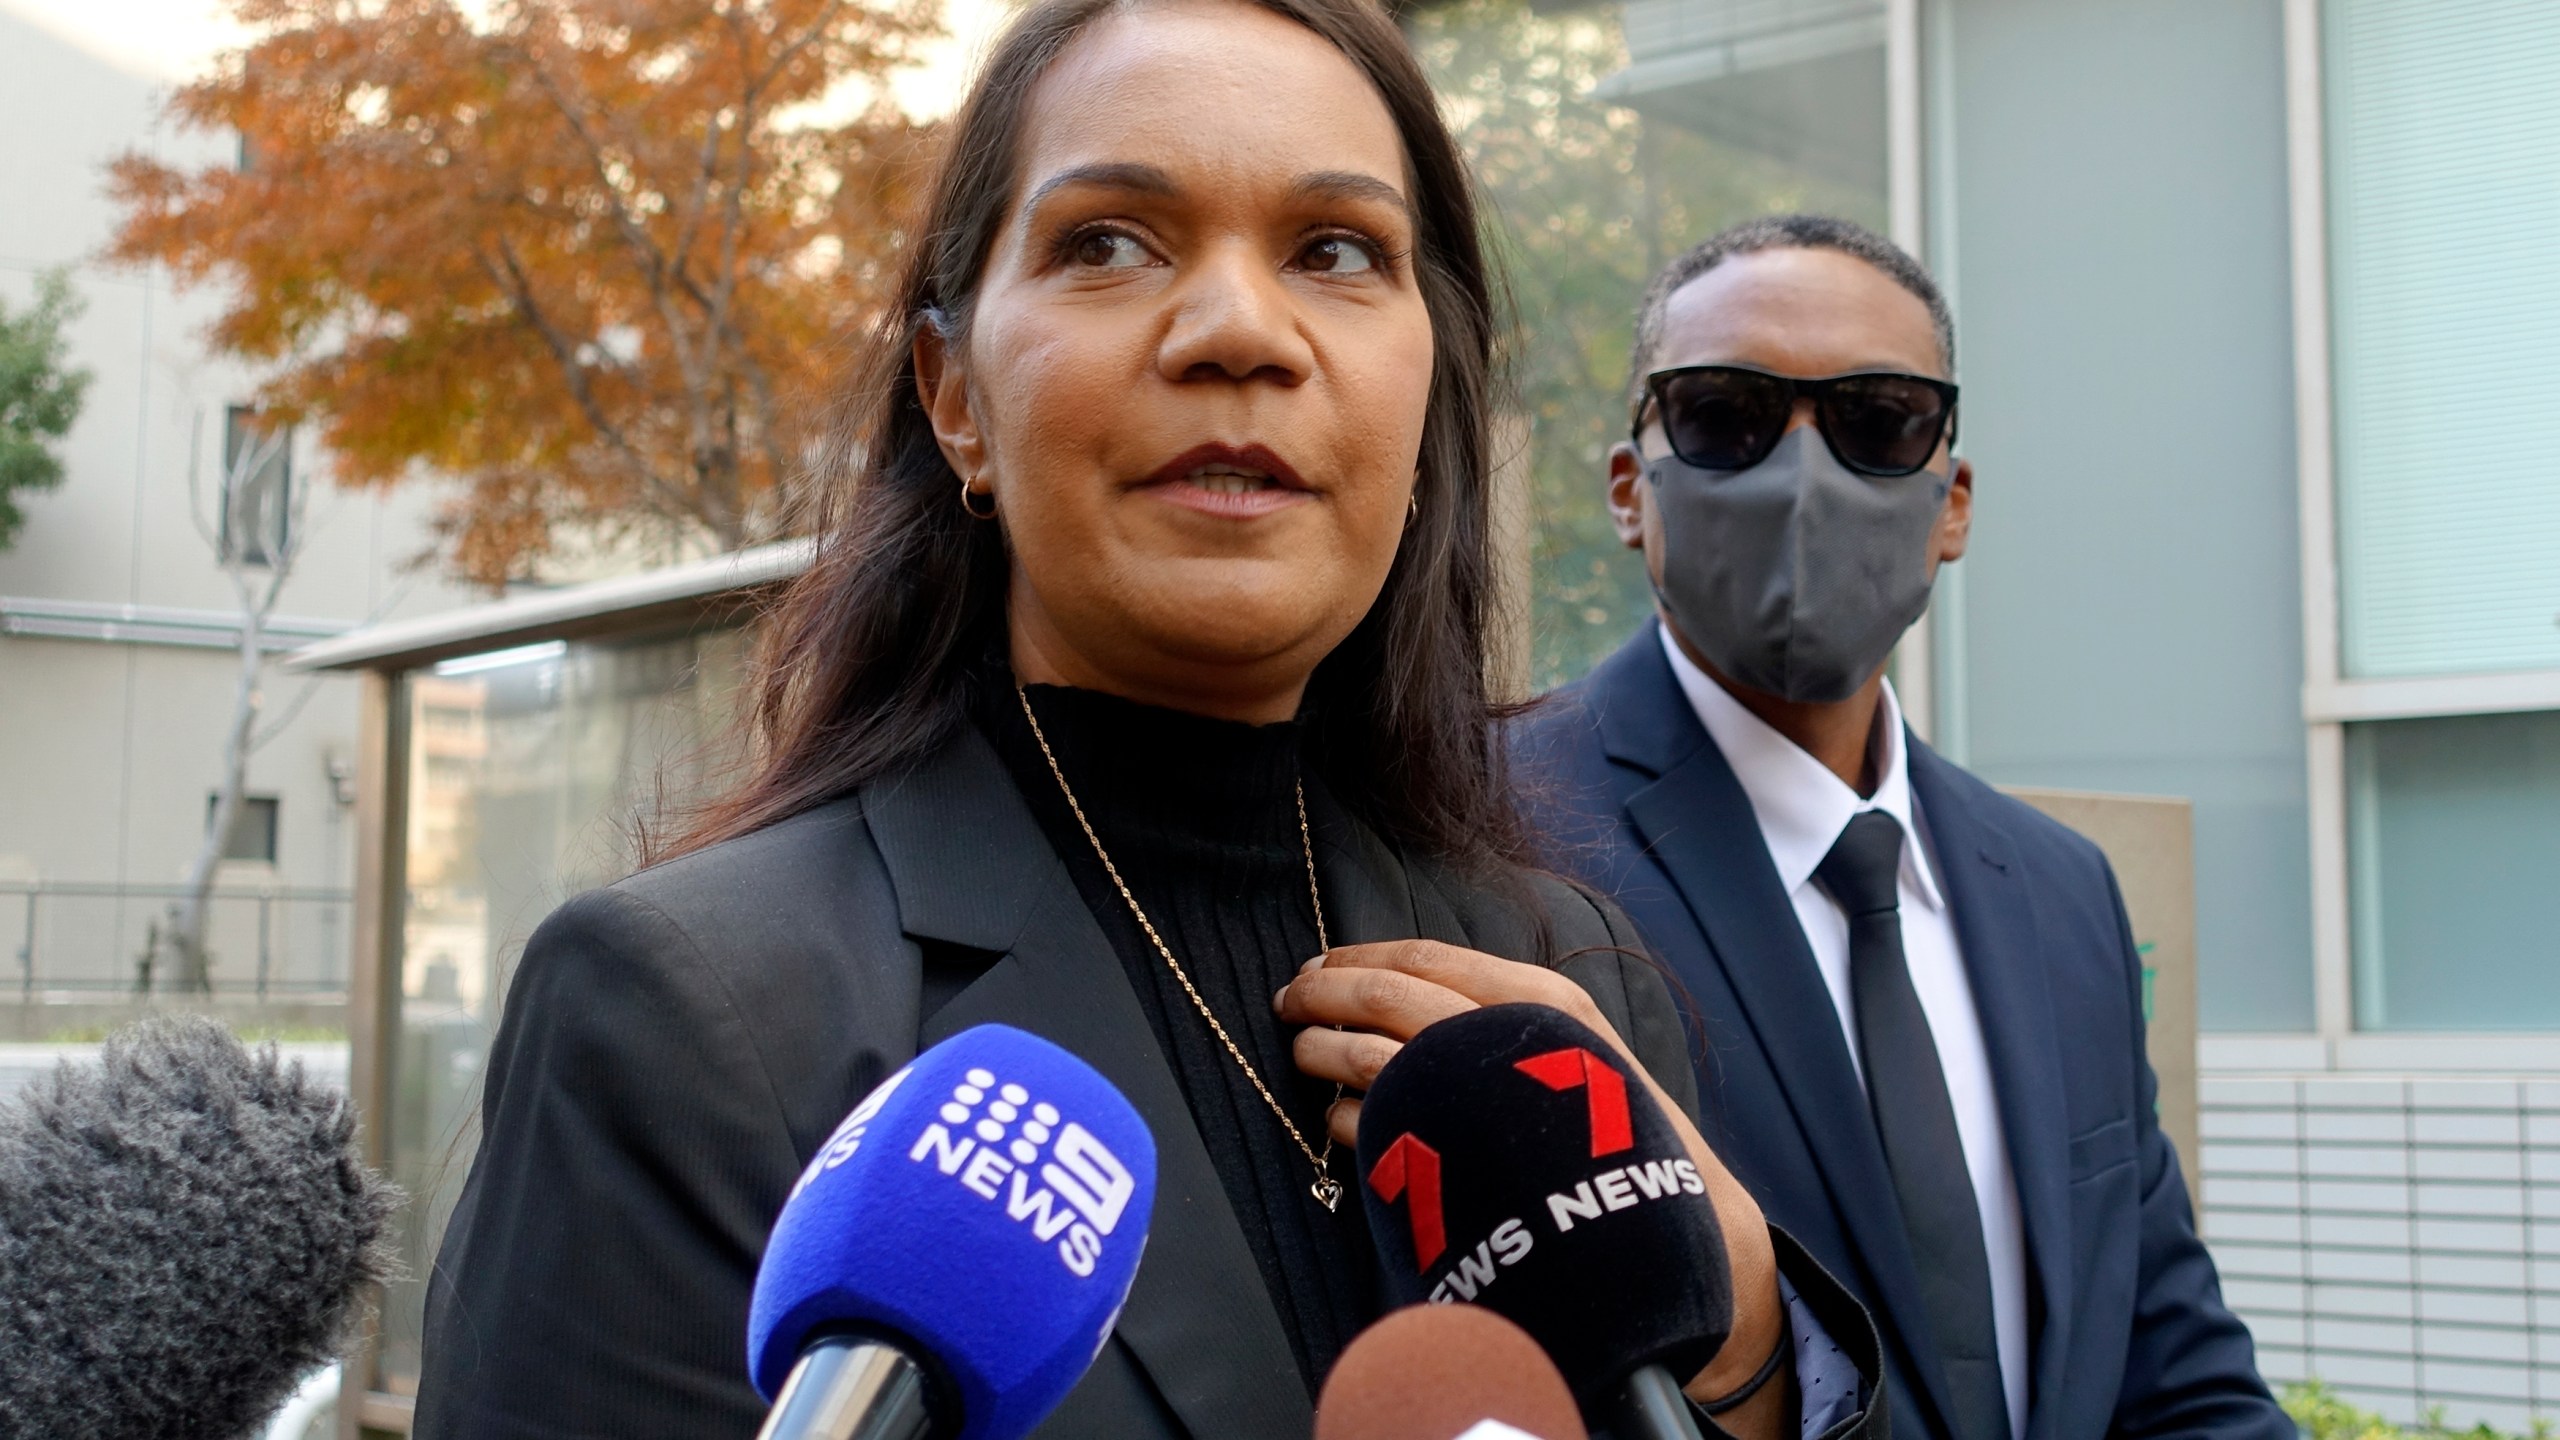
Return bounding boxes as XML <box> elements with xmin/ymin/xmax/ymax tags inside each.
<box><xmin>1301</xmin><ymin>954</ymin><xmax>1326</xmax><ymax>973</ymax></box>
<box><xmin>1272</xmin><ymin>986</ymin><xmax>1288</xmax><ymax>1012</ymax></box>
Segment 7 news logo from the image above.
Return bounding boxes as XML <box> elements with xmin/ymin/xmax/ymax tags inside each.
<box><xmin>907</xmin><ymin>1066</ymin><xmax>1136</xmax><ymax>1278</ymax></box>
<box><xmin>1369</xmin><ymin>1044</ymin><xmax>1705</xmax><ymax>1306</ymax></box>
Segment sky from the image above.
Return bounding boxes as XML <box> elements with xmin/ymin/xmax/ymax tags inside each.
<box><xmin>0</xmin><ymin>0</ymin><xmax>1013</xmax><ymax>118</ymax></box>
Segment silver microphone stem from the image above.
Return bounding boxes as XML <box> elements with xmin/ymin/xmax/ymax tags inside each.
<box><xmin>1608</xmin><ymin>1363</ymin><xmax>1708</xmax><ymax>1440</ymax></box>
<box><xmin>755</xmin><ymin>1335</ymin><xmax>938</xmax><ymax>1440</ymax></box>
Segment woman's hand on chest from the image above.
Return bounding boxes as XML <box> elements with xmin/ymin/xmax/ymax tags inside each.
<box><xmin>1274</xmin><ymin>940</ymin><xmax>1793</xmax><ymax>1435</ymax></box>
<box><xmin>1273</xmin><ymin>940</ymin><xmax>1640</xmax><ymax>1148</ymax></box>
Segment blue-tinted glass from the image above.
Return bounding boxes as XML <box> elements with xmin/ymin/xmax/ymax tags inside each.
<box><xmin>2349</xmin><ymin>708</ymin><xmax>2560</xmax><ymax>1029</ymax></box>
<box><xmin>1410</xmin><ymin>0</ymin><xmax>1888</xmax><ymax>690</ymax></box>
<box><xmin>2327</xmin><ymin>0</ymin><xmax>2560</xmax><ymax>679</ymax></box>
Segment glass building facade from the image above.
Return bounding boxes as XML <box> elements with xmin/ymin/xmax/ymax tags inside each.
<box><xmin>1410</xmin><ymin>0</ymin><xmax>1889</xmax><ymax>689</ymax></box>
<box><xmin>366</xmin><ymin>629</ymin><xmax>756</xmax><ymax>1398</ymax></box>
<box><xmin>2322</xmin><ymin>0</ymin><xmax>2560</xmax><ymax>1033</ymax></box>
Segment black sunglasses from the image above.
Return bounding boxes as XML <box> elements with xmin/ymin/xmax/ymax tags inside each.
<box><xmin>1634</xmin><ymin>365</ymin><xmax>1960</xmax><ymax>478</ymax></box>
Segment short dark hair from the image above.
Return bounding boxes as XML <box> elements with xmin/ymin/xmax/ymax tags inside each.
<box><xmin>1626</xmin><ymin>213</ymin><xmax>1955</xmax><ymax>407</ymax></box>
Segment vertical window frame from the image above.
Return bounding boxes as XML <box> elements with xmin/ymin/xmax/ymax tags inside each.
<box><xmin>2289</xmin><ymin>0</ymin><xmax>2560</xmax><ymax>1060</ymax></box>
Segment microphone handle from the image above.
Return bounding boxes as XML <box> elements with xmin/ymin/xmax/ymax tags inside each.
<box><xmin>1605</xmin><ymin>1363</ymin><xmax>1707</xmax><ymax>1440</ymax></box>
<box><xmin>757</xmin><ymin>1334</ymin><xmax>939</xmax><ymax>1440</ymax></box>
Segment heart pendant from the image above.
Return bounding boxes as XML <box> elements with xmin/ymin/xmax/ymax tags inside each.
<box><xmin>1312</xmin><ymin>1176</ymin><xmax>1344</xmax><ymax>1212</ymax></box>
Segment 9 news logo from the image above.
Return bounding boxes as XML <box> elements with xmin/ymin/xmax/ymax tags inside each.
<box><xmin>906</xmin><ymin>1066</ymin><xmax>1137</xmax><ymax>1278</ymax></box>
<box><xmin>791</xmin><ymin>1063</ymin><xmax>914</xmax><ymax>1202</ymax></box>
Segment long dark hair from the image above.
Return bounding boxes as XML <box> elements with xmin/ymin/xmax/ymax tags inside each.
<box><xmin>667</xmin><ymin>0</ymin><xmax>1525</xmax><ymax>873</ymax></box>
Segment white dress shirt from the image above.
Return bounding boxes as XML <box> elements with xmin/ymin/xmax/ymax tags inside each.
<box><xmin>1661</xmin><ymin>627</ymin><xmax>2030</xmax><ymax>1439</ymax></box>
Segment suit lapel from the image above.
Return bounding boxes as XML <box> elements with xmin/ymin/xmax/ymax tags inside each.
<box><xmin>1591</xmin><ymin>626</ymin><xmax>1965</xmax><ymax>1439</ymax></box>
<box><xmin>1907</xmin><ymin>741</ymin><xmax>2072</xmax><ymax>1440</ymax></box>
<box><xmin>1310</xmin><ymin>781</ymin><xmax>1426</xmax><ymax>945</ymax></box>
<box><xmin>1307</xmin><ymin>778</ymin><xmax>1525</xmax><ymax>952</ymax></box>
<box><xmin>867</xmin><ymin>731</ymin><xmax>1310</xmax><ymax>1440</ymax></box>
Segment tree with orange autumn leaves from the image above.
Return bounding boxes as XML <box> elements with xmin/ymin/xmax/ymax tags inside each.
<box><xmin>109</xmin><ymin>0</ymin><xmax>941</xmax><ymax>583</ymax></box>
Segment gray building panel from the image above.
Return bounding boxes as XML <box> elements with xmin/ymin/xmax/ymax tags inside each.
<box><xmin>1938</xmin><ymin>0</ymin><xmax>2312</xmax><ymax>1030</ymax></box>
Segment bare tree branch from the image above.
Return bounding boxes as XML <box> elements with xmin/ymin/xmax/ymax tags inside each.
<box><xmin>512</xmin><ymin>28</ymin><xmax>763</xmax><ymax>542</ymax></box>
<box><xmin>712</xmin><ymin>1</ymin><xmax>847</xmax><ymax>337</ymax></box>
<box><xmin>515</xmin><ymin>41</ymin><xmax>713</xmax><ymax>378</ymax></box>
<box><xmin>251</xmin><ymin>573</ymin><xmax>411</xmax><ymax>750</ymax></box>
<box><xmin>476</xmin><ymin>238</ymin><xmax>704</xmax><ymax>531</ymax></box>
<box><xmin>164</xmin><ymin>422</ymin><xmax>290</xmax><ymax>993</ymax></box>
<box><xmin>749</xmin><ymin>0</ymin><xmax>850</xmax><ymax>98</ymax></box>
<box><xmin>183</xmin><ymin>406</ymin><xmax>221</xmax><ymax>554</ymax></box>
<box><xmin>665</xmin><ymin>75</ymin><xmax>735</xmax><ymax>294</ymax></box>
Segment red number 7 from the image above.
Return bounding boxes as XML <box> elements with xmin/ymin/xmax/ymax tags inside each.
<box><xmin>1366</xmin><ymin>1132</ymin><xmax>1445</xmax><ymax>1270</ymax></box>
<box><xmin>1514</xmin><ymin>1046</ymin><xmax>1634</xmax><ymax>1158</ymax></box>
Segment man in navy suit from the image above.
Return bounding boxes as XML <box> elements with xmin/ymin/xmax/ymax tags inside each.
<box><xmin>1512</xmin><ymin>215</ymin><xmax>2289</xmax><ymax>1440</ymax></box>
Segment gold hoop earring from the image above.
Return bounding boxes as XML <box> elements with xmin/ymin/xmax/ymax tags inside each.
<box><xmin>961</xmin><ymin>478</ymin><xmax>998</xmax><ymax>521</ymax></box>
<box><xmin>1405</xmin><ymin>493</ymin><xmax>1420</xmax><ymax>528</ymax></box>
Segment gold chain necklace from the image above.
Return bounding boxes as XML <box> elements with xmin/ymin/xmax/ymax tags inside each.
<box><xmin>1017</xmin><ymin>684</ymin><xmax>1347</xmax><ymax>1212</ymax></box>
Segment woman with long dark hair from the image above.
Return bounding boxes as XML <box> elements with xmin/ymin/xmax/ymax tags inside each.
<box><xmin>413</xmin><ymin>2</ymin><xmax>1880</xmax><ymax>1436</ymax></box>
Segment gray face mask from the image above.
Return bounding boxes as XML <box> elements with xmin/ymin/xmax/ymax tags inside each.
<box><xmin>1647</xmin><ymin>426</ymin><xmax>1949</xmax><ymax>705</ymax></box>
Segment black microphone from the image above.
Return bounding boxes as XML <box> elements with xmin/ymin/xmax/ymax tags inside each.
<box><xmin>0</xmin><ymin>1015</ymin><xmax>399</xmax><ymax>1440</ymax></box>
<box><xmin>1355</xmin><ymin>1003</ymin><xmax>1730</xmax><ymax>1440</ymax></box>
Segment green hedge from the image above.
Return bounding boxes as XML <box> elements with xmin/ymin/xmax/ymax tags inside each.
<box><xmin>2285</xmin><ymin>1382</ymin><xmax>2555</xmax><ymax>1439</ymax></box>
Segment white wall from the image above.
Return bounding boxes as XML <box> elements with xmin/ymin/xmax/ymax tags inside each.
<box><xmin>0</xmin><ymin>1041</ymin><xmax>348</xmax><ymax>1105</ymax></box>
<box><xmin>2202</xmin><ymin>1071</ymin><xmax>2560</xmax><ymax>1433</ymax></box>
<box><xmin>0</xmin><ymin>10</ymin><xmax>470</xmax><ymax>981</ymax></box>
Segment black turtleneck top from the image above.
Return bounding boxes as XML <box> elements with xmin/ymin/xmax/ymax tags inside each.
<box><xmin>976</xmin><ymin>675</ymin><xmax>1376</xmax><ymax>1391</ymax></box>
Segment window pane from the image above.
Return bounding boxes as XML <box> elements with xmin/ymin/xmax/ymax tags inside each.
<box><xmin>2326</xmin><ymin>0</ymin><xmax>2560</xmax><ymax>679</ymax></box>
<box><xmin>208</xmin><ymin>793</ymin><xmax>279</xmax><ymax>864</ymax></box>
<box><xmin>220</xmin><ymin>406</ymin><xmax>292</xmax><ymax>566</ymax></box>
<box><xmin>2348</xmin><ymin>708</ymin><xmax>2560</xmax><ymax>1029</ymax></box>
<box><xmin>373</xmin><ymin>628</ymin><xmax>754</xmax><ymax>1396</ymax></box>
<box><xmin>1413</xmin><ymin>0</ymin><xmax>1888</xmax><ymax>690</ymax></box>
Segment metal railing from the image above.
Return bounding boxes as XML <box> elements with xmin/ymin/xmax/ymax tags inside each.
<box><xmin>0</xmin><ymin>881</ymin><xmax>353</xmax><ymax>1000</ymax></box>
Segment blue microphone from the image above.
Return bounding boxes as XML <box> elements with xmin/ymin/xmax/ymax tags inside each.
<box><xmin>748</xmin><ymin>1024</ymin><xmax>1158</xmax><ymax>1440</ymax></box>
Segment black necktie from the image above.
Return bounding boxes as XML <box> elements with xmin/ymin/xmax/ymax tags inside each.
<box><xmin>1816</xmin><ymin>810</ymin><xmax>2011</xmax><ymax>1440</ymax></box>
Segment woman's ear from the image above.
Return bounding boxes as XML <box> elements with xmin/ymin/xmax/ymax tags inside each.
<box><xmin>913</xmin><ymin>322</ymin><xmax>988</xmax><ymax>482</ymax></box>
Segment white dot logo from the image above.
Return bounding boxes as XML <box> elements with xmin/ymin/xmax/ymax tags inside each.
<box><xmin>904</xmin><ymin>1064</ymin><xmax>1133</xmax><ymax>1278</ymax></box>
<box><xmin>1013</xmin><ymin>1101</ymin><xmax>1060</xmax><ymax>1165</ymax></box>
<box><xmin>937</xmin><ymin>1073</ymin><xmax>1067</xmax><ymax>1166</ymax></box>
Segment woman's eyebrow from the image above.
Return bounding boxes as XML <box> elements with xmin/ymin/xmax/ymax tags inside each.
<box><xmin>1023</xmin><ymin>161</ymin><xmax>1182</xmax><ymax>213</ymax></box>
<box><xmin>1021</xmin><ymin>163</ymin><xmax>1412</xmax><ymax>221</ymax></box>
<box><xmin>1289</xmin><ymin>170</ymin><xmax>1411</xmax><ymax>220</ymax></box>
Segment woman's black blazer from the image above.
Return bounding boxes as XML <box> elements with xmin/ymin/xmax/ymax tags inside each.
<box><xmin>412</xmin><ymin>725</ymin><xmax>1884</xmax><ymax>1439</ymax></box>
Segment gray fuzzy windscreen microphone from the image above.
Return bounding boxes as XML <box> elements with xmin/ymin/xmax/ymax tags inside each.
<box><xmin>0</xmin><ymin>1015</ymin><xmax>401</xmax><ymax>1439</ymax></box>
